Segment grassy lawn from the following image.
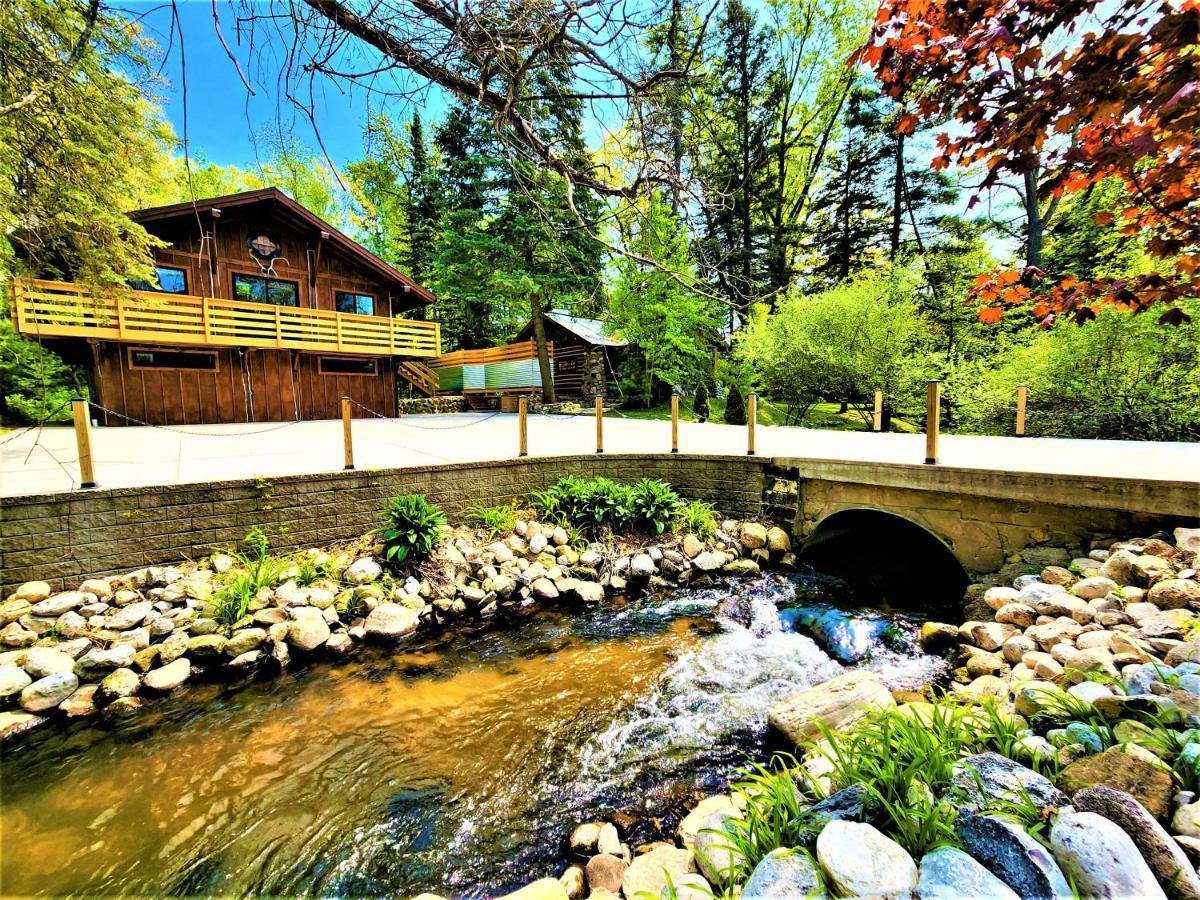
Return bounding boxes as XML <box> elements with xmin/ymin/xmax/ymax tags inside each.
<box><xmin>610</xmin><ymin>397</ymin><xmax>919</xmax><ymax>433</ymax></box>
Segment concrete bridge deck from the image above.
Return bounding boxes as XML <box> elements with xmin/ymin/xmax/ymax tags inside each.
<box><xmin>2</xmin><ymin>413</ymin><xmax>1197</xmax><ymax>498</ymax></box>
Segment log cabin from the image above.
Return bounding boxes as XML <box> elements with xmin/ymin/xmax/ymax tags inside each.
<box><xmin>10</xmin><ymin>188</ymin><xmax>441</xmax><ymax>425</ymax></box>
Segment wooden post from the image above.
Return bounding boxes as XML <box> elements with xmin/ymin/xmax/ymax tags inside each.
<box><xmin>872</xmin><ymin>390</ymin><xmax>883</xmax><ymax>432</ymax></box>
<box><xmin>595</xmin><ymin>394</ymin><xmax>604</xmax><ymax>453</ymax></box>
<box><xmin>1015</xmin><ymin>384</ymin><xmax>1027</xmax><ymax>437</ymax></box>
<box><xmin>72</xmin><ymin>398</ymin><xmax>96</xmax><ymax>488</ymax></box>
<box><xmin>747</xmin><ymin>392</ymin><xmax>757</xmax><ymax>456</ymax></box>
<box><xmin>670</xmin><ymin>393</ymin><xmax>679</xmax><ymax>453</ymax></box>
<box><xmin>518</xmin><ymin>396</ymin><xmax>528</xmax><ymax>457</ymax></box>
<box><xmin>924</xmin><ymin>380</ymin><xmax>941</xmax><ymax>465</ymax></box>
<box><xmin>341</xmin><ymin>397</ymin><xmax>354</xmax><ymax>470</ymax></box>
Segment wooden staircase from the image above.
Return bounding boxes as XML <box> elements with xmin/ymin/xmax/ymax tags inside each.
<box><xmin>398</xmin><ymin>360</ymin><xmax>440</xmax><ymax>396</ymax></box>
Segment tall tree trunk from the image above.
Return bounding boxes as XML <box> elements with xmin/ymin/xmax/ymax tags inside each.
<box><xmin>529</xmin><ymin>289</ymin><xmax>556</xmax><ymax>403</ymax></box>
<box><xmin>1023</xmin><ymin>167</ymin><xmax>1043</xmax><ymax>270</ymax></box>
<box><xmin>890</xmin><ymin>131</ymin><xmax>905</xmax><ymax>260</ymax></box>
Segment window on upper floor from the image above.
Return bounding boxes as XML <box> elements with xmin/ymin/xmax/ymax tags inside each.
<box><xmin>134</xmin><ymin>265</ymin><xmax>188</xmax><ymax>294</ymax></box>
<box><xmin>233</xmin><ymin>273</ymin><xmax>299</xmax><ymax>307</ymax></box>
<box><xmin>335</xmin><ymin>291</ymin><xmax>375</xmax><ymax>316</ymax></box>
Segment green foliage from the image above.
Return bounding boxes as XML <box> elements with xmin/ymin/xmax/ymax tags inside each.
<box><xmin>609</xmin><ymin>191</ymin><xmax>721</xmax><ymax>405</ymax></box>
<box><xmin>811</xmin><ymin>701</ymin><xmax>1024</xmax><ymax>857</ymax></box>
<box><xmin>948</xmin><ymin>302</ymin><xmax>1200</xmax><ymax>440</ymax></box>
<box><xmin>722</xmin><ymin>757</ymin><xmax>820</xmax><ymax>880</ymax></box>
<box><xmin>464</xmin><ymin>501</ymin><xmax>521</xmax><ymax>538</ymax></box>
<box><xmin>723</xmin><ymin>382</ymin><xmax>746</xmax><ymax>425</ymax></box>
<box><xmin>629</xmin><ymin>478</ymin><xmax>681</xmax><ymax>535</ymax></box>
<box><xmin>531</xmin><ymin>476</ymin><xmax>680</xmax><ymax>535</ymax></box>
<box><xmin>736</xmin><ymin>267</ymin><xmax>937</xmax><ymax>425</ymax></box>
<box><xmin>377</xmin><ymin>494</ymin><xmax>445</xmax><ymax>568</ymax></box>
<box><xmin>291</xmin><ymin>552</ymin><xmax>330</xmax><ymax>587</ymax></box>
<box><xmin>0</xmin><ymin>305</ymin><xmax>86</xmax><ymax>424</ymax></box>
<box><xmin>211</xmin><ymin>528</ymin><xmax>286</xmax><ymax>626</ymax></box>
<box><xmin>675</xmin><ymin>500</ymin><xmax>718</xmax><ymax>540</ymax></box>
<box><xmin>0</xmin><ymin>0</ymin><xmax>170</xmax><ymax>289</ymax></box>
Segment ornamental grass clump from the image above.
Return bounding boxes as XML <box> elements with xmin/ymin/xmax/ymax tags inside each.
<box><xmin>809</xmin><ymin>699</ymin><xmax>1027</xmax><ymax>858</ymax></box>
<box><xmin>211</xmin><ymin>527</ymin><xmax>286</xmax><ymax>626</ymax></box>
<box><xmin>464</xmin><ymin>501</ymin><xmax>521</xmax><ymax>537</ymax></box>
<box><xmin>674</xmin><ymin>499</ymin><xmax>718</xmax><ymax>540</ymax></box>
<box><xmin>377</xmin><ymin>494</ymin><xmax>445</xmax><ymax>568</ymax></box>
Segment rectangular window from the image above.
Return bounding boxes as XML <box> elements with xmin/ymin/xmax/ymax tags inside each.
<box><xmin>319</xmin><ymin>356</ymin><xmax>379</xmax><ymax>376</ymax></box>
<box><xmin>335</xmin><ymin>291</ymin><xmax>375</xmax><ymax>316</ymax></box>
<box><xmin>232</xmin><ymin>273</ymin><xmax>299</xmax><ymax>307</ymax></box>
<box><xmin>129</xmin><ymin>348</ymin><xmax>218</xmax><ymax>371</ymax></box>
<box><xmin>134</xmin><ymin>265</ymin><xmax>188</xmax><ymax>294</ymax></box>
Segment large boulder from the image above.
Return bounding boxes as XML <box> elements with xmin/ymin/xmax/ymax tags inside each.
<box><xmin>30</xmin><ymin>591</ymin><xmax>87</xmax><ymax>617</ymax></box>
<box><xmin>740</xmin><ymin>522</ymin><xmax>768</xmax><ymax>550</ymax></box>
<box><xmin>143</xmin><ymin>657</ymin><xmax>191</xmax><ymax>693</ymax></box>
<box><xmin>815</xmin><ymin>820</ymin><xmax>916</xmax><ymax>899</ymax></box>
<box><xmin>286</xmin><ymin>607</ymin><xmax>330</xmax><ymax>652</ymax></box>
<box><xmin>955</xmin><ymin>811</ymin><xmax>1072</xmax><ymax>900</ymax></box>
<box><xmin>678</xmin><ymin>795</ymin><xmax>740</xmax><ymax>849</ymax></box>
<box><xmin>364</xmin><ymin>602</ymin><xmax>420</xmax><ymax>640</ymax></box>
<box><xmin>1050</xmin><ymin>810</ymin><xmax>1166</xmax><ymax>900</ymax></box>
<box><xmin>692</xmin><ymin>813</ymin><xmax>745</xmax><ymax>885</ymax></box>
<box><xmin>584</xmin><ymin>854</ymin><xmax>626</xmax><ymax>894</ymax></box>
<box><xmin>917</xmin><ymin>846</ymin><xmax>1019</xmax><ymax>900</ymax></box>
<box><xmin>1073</xmin><ymin>785</ymin><xmax>1200</xmax><ymax>900</ymax></box>
<box><xmin>96</xmin><ymin>667</ymin><xmax>140</xmax><ymax>704</ymax></box>
<box><xmin>343</xmin><ymin>557</ymin><xmax>383</xmax><ymax>585</ymax></box>
<box><xmin>20</xmin><ymin>672</ymin><xmax>79</xmax><ymax>712</ymax></box>
<box><xmin>952</xmin><ymin>752</ymin><xmax>1069</xmax><ymax>811</ymax></box>
<box><xmin>768</xmin><ymin>670</ymin><xmax>895</xmax><ymax>745</ymax></box>
<box><xmin>1059</xmin><ymin>747</ymin><xmax>1174</xmax><ymax>820</ymax></box>
<box><xmin>0</xmin><ymin>664</ymin><xmax>32</xmax><ymax>701</ymax></box>
<box><xmin>1149</xmin><ymin>579</ymin><xmax>1200</xmax><ymax>610</ymax></box>
<box><xmin>742</xmin><ymin>848</ymin><xmax>825</xmax><ymax>900</ymax></box>
<box><xmin>621</xmin><ymin>845</ymin><xmax>697</xmax><ymax>900</ymax></box>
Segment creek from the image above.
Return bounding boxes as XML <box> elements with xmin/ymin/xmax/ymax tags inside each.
<box><xmin>0</xmin><ymin>573</ymin><xmax>945</xmax><ymax>897</ymax></box>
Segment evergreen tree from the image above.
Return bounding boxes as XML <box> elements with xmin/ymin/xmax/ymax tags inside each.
<box><xmin>808</xmin><ymin>83</ymin><xmax>893</xmax><ymax>286</ymax></box>
<box><xmin>610</xmin><ymin>191</ymin><xmax>721</xmax><ymax>406</ymax></box>
<box><xmin>723</xmin><ymin>381</ymin><xmax>746</xmax><ymax>424</ymax></box>
<box><xmin>403</xmin><ymin>111</ymin><xmax>440</xmax><ymax>288</ymax></box>
<box><xmin>697</xmin><ymin>0</ymin><xmax>778</xmax><ymax>322</ymax></box>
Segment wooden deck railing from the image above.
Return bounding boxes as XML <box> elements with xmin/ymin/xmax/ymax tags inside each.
<box><xmin>11</xmin><ymin>278</ymin><xmax>441</xmax><ymax>358</ymax></box>
<box><xmin>428</xmin><ymin>339</ymin><xmax>552</xmax><ymax>368</ymax></box>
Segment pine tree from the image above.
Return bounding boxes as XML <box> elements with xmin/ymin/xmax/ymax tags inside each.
<box><xmin>723</xmin><ymin>381</ymin><xmax>746</xmax><ymax>425</ymax></box>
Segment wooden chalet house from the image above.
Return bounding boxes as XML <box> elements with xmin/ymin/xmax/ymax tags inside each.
<box><xmin>10</xmin><ymin>188</ymin><xmax>441</xmax><ymax>425</ymax></box>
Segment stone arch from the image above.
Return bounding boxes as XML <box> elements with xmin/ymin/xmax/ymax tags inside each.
<box><xmin>797</xmin><ymin>507</ymin><xmax>970</xmax><ymax>615</ymax></box>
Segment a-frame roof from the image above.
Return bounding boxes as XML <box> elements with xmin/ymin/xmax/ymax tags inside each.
<box><xmin>129</xmin><ymin>187</ymin><xmax>435</xmax><ymax>304</ymax></box>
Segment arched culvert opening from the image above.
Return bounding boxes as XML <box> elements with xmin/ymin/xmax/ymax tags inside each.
<box><xmin>797</xmin><ymin>508</ymin><xmax>969</xmax><ymax>617</ymax></box>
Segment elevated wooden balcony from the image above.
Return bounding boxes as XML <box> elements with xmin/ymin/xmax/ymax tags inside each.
<box><xmin>10</xmin><ymin>278</ymin><xmax>441</xmax><ymax>357</ymax></box>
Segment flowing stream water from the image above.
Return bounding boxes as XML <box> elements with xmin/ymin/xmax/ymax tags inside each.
<box><xmin>0</xmin><ymin>573</ymin><xmax>945</xmax><ymax>898</ymax></box>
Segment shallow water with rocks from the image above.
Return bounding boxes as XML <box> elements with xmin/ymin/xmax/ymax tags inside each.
<box><xmin>0</xmin><ymin>573</ymin><xmax>943</xmax><ymax>897</ymax></box>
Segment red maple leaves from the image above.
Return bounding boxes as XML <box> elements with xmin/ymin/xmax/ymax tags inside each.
<box><xmin>856</xmin><ymin>0</ymin><xmax>1200</xmax><ymax>324</ymax></box>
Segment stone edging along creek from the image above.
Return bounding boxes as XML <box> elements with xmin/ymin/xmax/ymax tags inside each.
<box><xmin>4</xmin><ymin>498</ymin><xmax>1200</xmax><ymax>899</ymax></box>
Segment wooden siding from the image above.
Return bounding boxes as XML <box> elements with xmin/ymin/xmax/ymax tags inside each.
<box><xmin>13</xmin><ymin>279</ymin><xmax>440</xmax><ymax>357</ymax></box>
<box><xmin>91</xmin><ymin>344</ymin><xmax>396</xmax><ymax>425</ymax></box>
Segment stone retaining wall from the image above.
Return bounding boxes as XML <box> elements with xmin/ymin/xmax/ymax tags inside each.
<box><xmin>397</xmin><ymin>396</ymin><xmax>468</xmax><ymax>415</ymax></box>
<box><xmin>0</xmin><ymin>455</ymin><xmax>767</xmax><ymax>592</ymax></box>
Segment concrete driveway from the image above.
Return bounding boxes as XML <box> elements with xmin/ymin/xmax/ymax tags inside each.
<box><xmin>1</xmin><ymin>412</ymin><xmax>1198</xmax><ymax>497</ymax></box>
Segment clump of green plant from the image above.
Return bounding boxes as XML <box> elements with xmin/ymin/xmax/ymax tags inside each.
<box><xmin>291</xmin><ymin>552</ymin><xmax>331</xmax><ymax>586</ymax></box>
<box><xmin>810</xmin><ymin>700</ymin><xmax>1025</xmax><ymax>857</ymax></box>
<box><xmin>211</xmin><ymin>527</ymin><xmax>286</xmax><ymax>626</ymax></box>
<box><xmin>674</xmin><ymin>499</ymin><xmax>718</xmax><ymax>540</ymax></box>
<box><xmin>376</xmin><ymin>494</ymin><xmax>445</xmax><ymax>568</ymax></box>
<box><xmin>531</xmin><ymin>475</ymin><xmax>681</xmax><ymax>535</ymax></box>
<box><xmin>629</xmin><ymin>478</ymin><xmax>680</xmax><ymax>534</ymax></box>
<box><xmin>465</xmin><ymin>501</ymin><xmax>521</xmax><ymax>537</ymax></box>
<box><xmin>719</xmin><ymin>756</ymin><xmax>819</xmax><ymax>881</ymax></box>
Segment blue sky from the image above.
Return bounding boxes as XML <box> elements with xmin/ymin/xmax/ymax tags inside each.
<box><xmin>123</xmin><ymin>0</ymin><xmax>439</xmax><ymax>168</ymax></box>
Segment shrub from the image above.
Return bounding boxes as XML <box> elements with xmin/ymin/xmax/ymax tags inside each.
<box><xmin>674</xmin><ymin>499</ymin><xmax>717</xmax><ymax>540</ymax></box>
<box><xmin>532</xmin><ymin>476</ymin><xmax>685</xmax><ymax>535</ymax></box>
<box><xmin>211</xmin><ymin>527</ymin><xmax>286</xmax><ymax>626</ymax></box>
<box><xmin>693</xmin><ymin>382</ymin><xmax>710</xmax><ymax>422</ymax></box>
<box><xmin>723</xmin><ymin>382</ymin><xmax>746</xmax><ymax>425</ymax></box>
<box><xmin>629</xmin><ymin>478</ymin><xmax>680</xmax><ymax>534</ymax></box>
<box><xmin>377</xmin><ymin>494</ymin><xmax>445</xmax><ymax>568</ymax></box>
<box><xmin>465</xmin><ymin>501</ymin><xmax>520</xmax><ymax>537</ymax></box>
